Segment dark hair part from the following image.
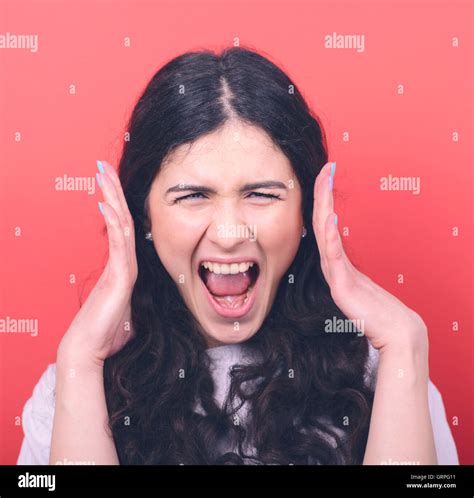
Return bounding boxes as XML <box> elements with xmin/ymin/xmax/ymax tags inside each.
<box><xmin>103</xmin><ymin>46</ymin><xmax>373</xmax><ymax>464</ymax></box>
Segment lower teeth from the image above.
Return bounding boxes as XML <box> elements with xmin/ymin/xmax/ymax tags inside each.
<box><xmin>243</xmin><ymin>285</ymin><xmax>253</xmax><ymax>303</ymax></box>
<box><xmin>213</xmin><ymin>284</ymin><xmax>253</xmax><ymax>308</ymax></box>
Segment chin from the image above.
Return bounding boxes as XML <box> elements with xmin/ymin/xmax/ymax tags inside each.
<box><xmin>202</xmin><ymin>322</ymin><xmax>260</xmax><ymax>347</ymax></box>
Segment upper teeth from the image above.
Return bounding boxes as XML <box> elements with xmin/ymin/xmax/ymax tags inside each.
<box><xmin>201</xmin><ymin>261</ymin><xmax>254</xmax><ymax>274</ymax></box>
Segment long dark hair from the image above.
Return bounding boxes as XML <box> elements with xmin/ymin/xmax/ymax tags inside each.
<box><xmin>103</xmin><ymin>46</ymin><xmax>374</xmax><ymax>464</ymax></box>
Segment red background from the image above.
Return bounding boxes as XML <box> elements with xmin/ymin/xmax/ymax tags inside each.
<box><xmin>0</xmin><ymin>0</ymin><xmax>472</xmax><ymax>464</ymax></box>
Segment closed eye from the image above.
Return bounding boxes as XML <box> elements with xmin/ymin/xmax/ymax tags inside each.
<box><xmin>247</xmin><ymin>192</ymin><xmax>282</xmax><ymax>200</ymax></box>
<box><xmin>173</xmin><ymin>192</ymin><xmax>282</xmax><ymax>204</ymax></box>
<box><xmin>173</xmin><ymin>192</ymin><xmax>206</xmax><ymax>204</ymax></box>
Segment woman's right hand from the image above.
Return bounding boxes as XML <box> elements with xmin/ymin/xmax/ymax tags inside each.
<box><xmin>57</xmin><ymin>160</ymin><xmax>138</xmax><ymax>370</ymax></box>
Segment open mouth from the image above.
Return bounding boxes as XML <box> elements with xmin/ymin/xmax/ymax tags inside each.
<box><xmin>198</xmin><ymin>261</ymin><xmax>260</xmax><ymax>317</ymax></box>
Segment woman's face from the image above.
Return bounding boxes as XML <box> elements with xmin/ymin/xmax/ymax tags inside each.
<box><xmin>147</xmin><ymin>120</ymin><xmax>303</xmax><ymax>347</ymax></box>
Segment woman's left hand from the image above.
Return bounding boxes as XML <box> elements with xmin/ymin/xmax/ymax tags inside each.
<box><xmin>312</xmin><ymin>161</ymin><xmax>428</xmax><ymax>354</ymax></box>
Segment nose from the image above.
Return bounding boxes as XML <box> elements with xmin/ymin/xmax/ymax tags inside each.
<box><xmin>206</xmin><ymin>201</ymin><xmax>255</xmax><ymax>250</ymax></box>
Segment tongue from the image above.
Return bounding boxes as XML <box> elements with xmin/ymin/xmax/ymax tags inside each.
<box><xmin>203</xmin><ymin>270</ymin><xmax>252</xmax><ymax>296</ymax></box>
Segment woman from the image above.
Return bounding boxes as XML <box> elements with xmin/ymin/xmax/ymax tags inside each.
<box><xmin>18</xmin><ymin>46</ymin><xmax>458</xmax><ymax>465</ymax></box>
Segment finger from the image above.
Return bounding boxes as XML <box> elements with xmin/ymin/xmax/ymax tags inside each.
<box><xmin>96</xmin><ymin>165</ymin><xmax>128</xmax><ymax>229</ymax></box>
<box><xmin>96</xmin><ymin>165</ymin><xmax>136</xmax><ymax>273</ymax></box>
<box><xmin>99</xmin><ymin>201</ymin><xmax>130</xmax><ymax>286</ymax></box>
<box><xmin>97</xmin><ymin>172</ymin><xmax>131</xmax><ymax>271</ymax></box>
<box><xmin>313</xmin><ymin>161</ymin><xmax>334</xmax><ymax>278</ymax></box>
<box><xmin>98</xmin><ymin>161</ymin><xmax>136</xmax><ymax>272</ymax></box>
<box><xmin>99</xmin><ymin>161</ymin><xmax>134</xmax><ymax>228</ymax></box>
<box><xmin>324</xmin><ymin>212</ymin><xmax>352</xmax><ymax>290</ymax></box>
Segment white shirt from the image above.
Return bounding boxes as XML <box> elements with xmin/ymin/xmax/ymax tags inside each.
<box><xmin>17</xmin><ymin>342</ymin><xmax>459</xmax><ymax>465</ymax></box>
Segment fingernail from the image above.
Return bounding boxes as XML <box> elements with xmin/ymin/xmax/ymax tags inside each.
<box><xmin>96</xmin><ymin>172</ymin><xmax>103</xmax><ymax>189</ymax></box>
<box><xmin>334</xmin><ymin>213</ymin><xmax>338</xmax><ymax>225</ymax></box>
<box><xmin>97</xmin><ymin>160</ymin><xmax>105</xmax><ymax>174</ymax></box>
<box><xmin>98</xmin><ymin>201</ymin><xmax>105</xmax><ymax>216</ymax></box>
<box><xmin>329</xmin><ymin>175</ymin><xmax>333</xmax><ymax>192</ymax></box>
<box><xmin>330</xmin><ymin>161</ymin><xmax>336</xmax><ymax>177</ymax></box>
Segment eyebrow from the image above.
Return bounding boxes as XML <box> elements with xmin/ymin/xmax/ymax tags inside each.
<box><xmin>165</xmin><ymin>181</ymin><xmax>288</xmax><ymax>196</ymax></box>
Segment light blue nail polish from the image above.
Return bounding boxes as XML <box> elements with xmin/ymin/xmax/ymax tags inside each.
<box><xmin>97</xmin><ymin>160</ymin><xmax>105</xmax><ymax>174</ymax></box>
<box><xmin>329</xmin><ymin>175</ymin><xmax>333</xmax><ymax>192</ymax></box>
<box><xmin>96</xmin><ymin>172</ymin><xmax>103</xmax><ymax>188</ymax></box>
<box><xmin>334</xmin><ymin>214</ymin><xmax>338</xmax><ymax>225</ymax></box>
<box><xmin>331</xmin><ymin>161</ymin><xmax>336</xmax><ymax>177</ymax></box>
<box><xmin>98</xmin><ymin>201</ymin><xmax>104</xmax><ymax>216</ymax></box>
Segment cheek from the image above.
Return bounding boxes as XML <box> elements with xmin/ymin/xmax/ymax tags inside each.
<box><xmin>258</xmin><ymin>222</ymin><xmax>301</xmax><ymax>262</ymax></box>
<box><xmin>253</xmin><ymin>204</ymin><xmax>302</xmax><ymax>267</ymax></box>
<box><xmin>150</xmin><ymin>208</ymin><xmax>202</xmax><ymax>274</ymax></box>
